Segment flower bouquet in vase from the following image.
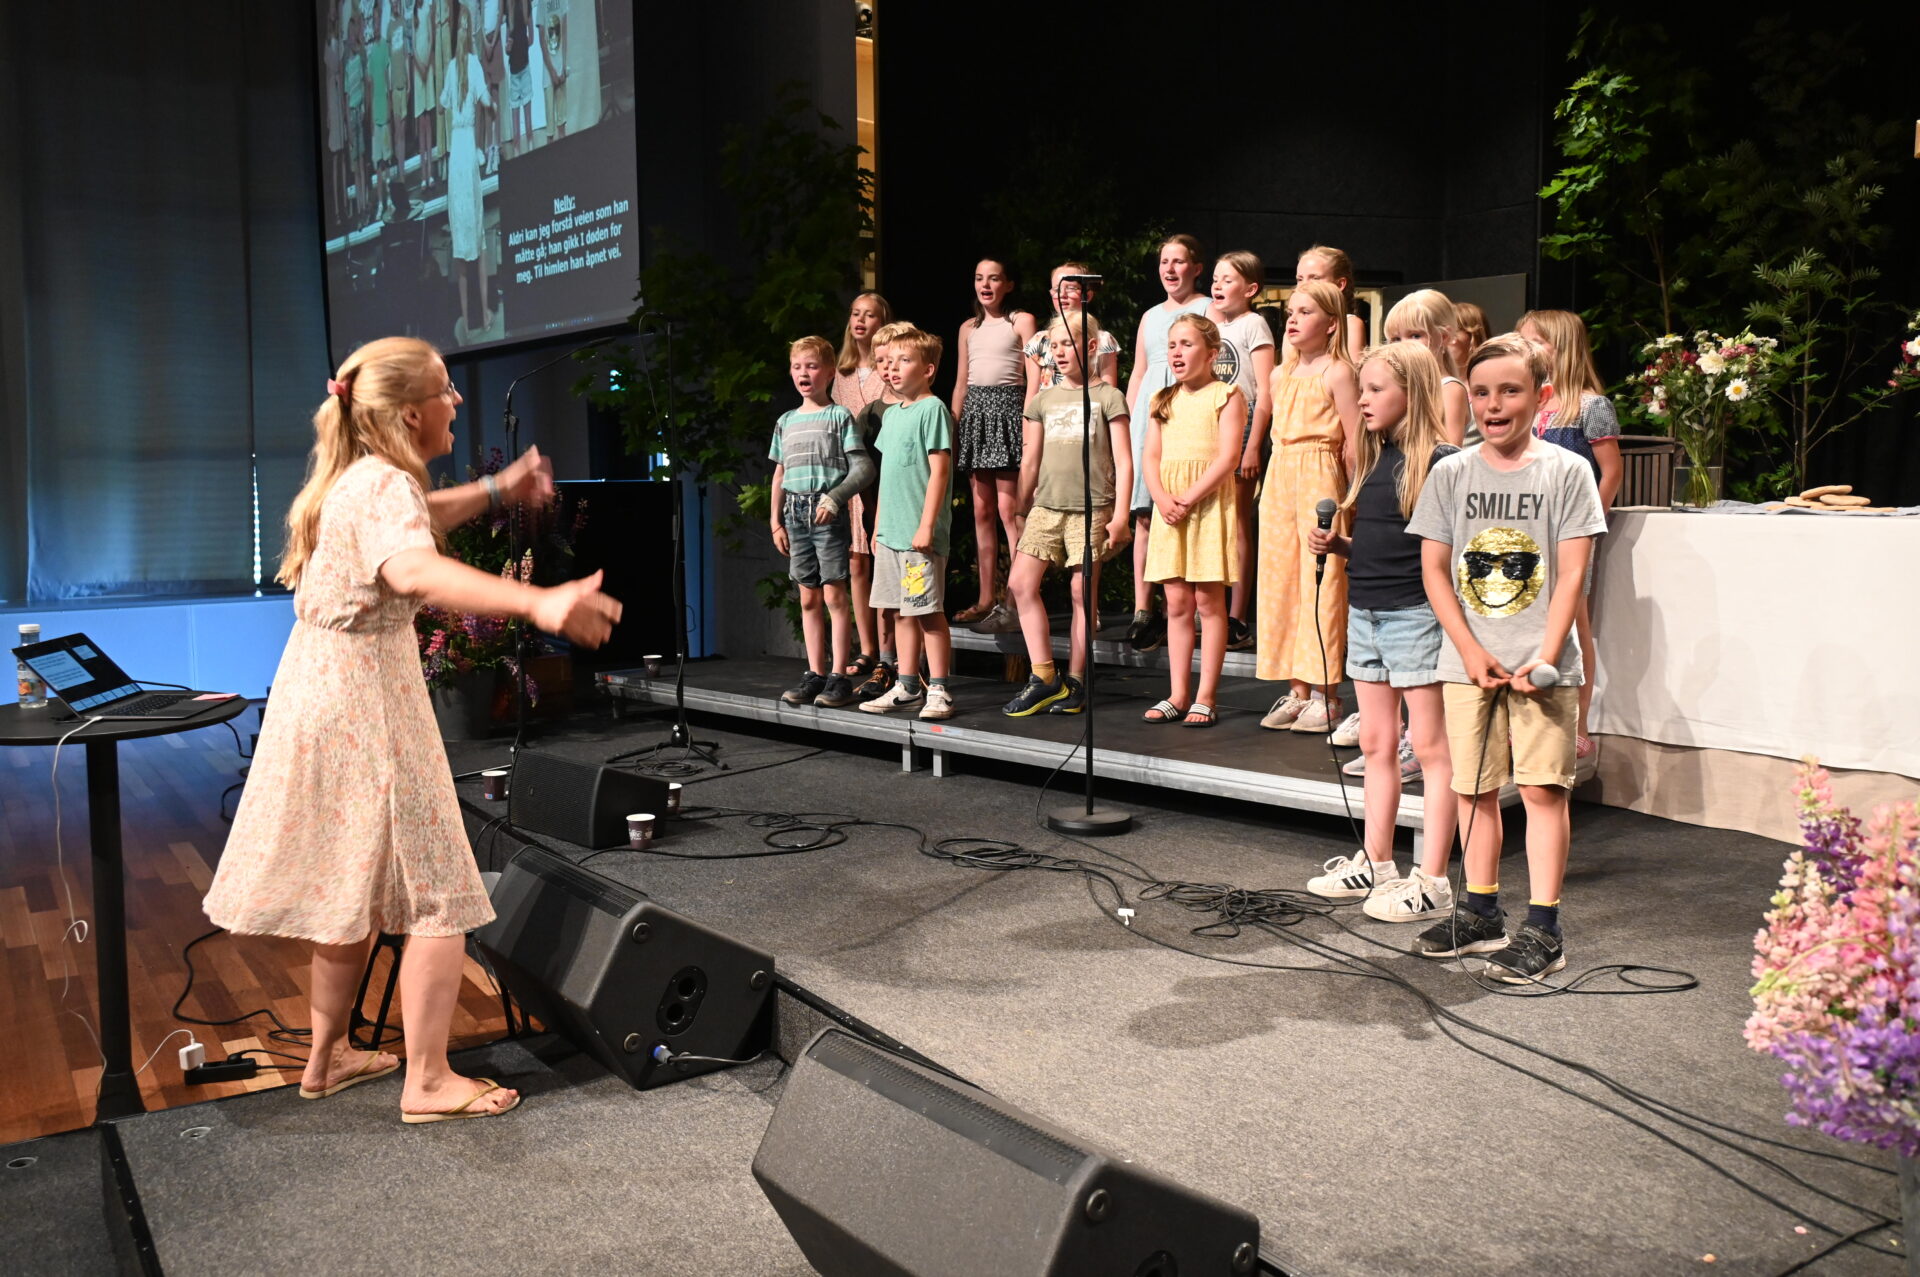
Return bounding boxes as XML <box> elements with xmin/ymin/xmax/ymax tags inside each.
<box><xmin>1637</xmin><ymin>329</ymin><xmax>1780</xmax><ymax>507</ymax></box>
<box><xmin>1748</xmin><ymin>762</ymin><xmax>1920</xmax><ymax>1257</ymax></box>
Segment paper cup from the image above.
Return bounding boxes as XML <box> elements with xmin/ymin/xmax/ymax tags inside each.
<box><xmin>666</xmin><ymin>782</ymin><xmax>683</xmax><ymax>814</ymax></box>
<box><xmin>627</xmin><ymin>812</ymin><xmax>657</xmax><ymax>847</ymax></box>
<box><xmin>481</xmin><ymin>768</ymin><xmax>509</xmax><ymax>801</ymax></box>
<box><xmin>643</xmin><ymin>654</ymin><xmax>663</xmax><ymax>678</ymax></box>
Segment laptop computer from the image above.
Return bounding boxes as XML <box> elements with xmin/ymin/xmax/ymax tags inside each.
<box><xmin>11</xmin><ymin>631</ymin><xmax>224</xmax><ymax>721</ymax></box>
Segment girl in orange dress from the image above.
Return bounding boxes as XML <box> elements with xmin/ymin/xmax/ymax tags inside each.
<box><xmin>1256</xmin><ymin>280</ymin><xmax>1360</xmax><ymax>733</ymax></box>
<box><xmin>205</xmin><ymin>337</ymin><xmax>619</xmax><ymax>1122</ymax></box>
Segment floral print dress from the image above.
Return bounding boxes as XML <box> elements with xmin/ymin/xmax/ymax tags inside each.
<box><xmin>204</xmin><ymin>456</ymin><xmax>494</xmax><ymax>945</ymax></box>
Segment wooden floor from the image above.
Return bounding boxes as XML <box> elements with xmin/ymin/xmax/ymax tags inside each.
<box><xmin>0</xmin><ymin>706</ymin><xmax>504</xmax><ymax>1143</ymax></box>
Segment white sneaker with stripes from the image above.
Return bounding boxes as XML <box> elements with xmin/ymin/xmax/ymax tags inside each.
<box><xmin>1307</xmin><ymin>850</ymin><xmax>1398</xmax><ymax>900</ymax></box>
<box><xmin>1362</xmin><ymin>869</ymin><xmax>1454</xmax><ymax>923</ymax></box>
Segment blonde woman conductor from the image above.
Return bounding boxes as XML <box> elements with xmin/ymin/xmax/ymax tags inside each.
<box><xmin>203</xmin><ymin>337</ymin><xmax>621</xmax><ymax>1123</ymax></box>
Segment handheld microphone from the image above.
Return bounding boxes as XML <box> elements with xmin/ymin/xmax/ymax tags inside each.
<box><xmin>1314</xmin><ymin>498</ymin><xmax>1337</xmax><ymax>580</ymax></box>
<box><xmin>1527</xmin><ymin>663</ymin><xmax>1561</xmax><ymax>689</ymax></box>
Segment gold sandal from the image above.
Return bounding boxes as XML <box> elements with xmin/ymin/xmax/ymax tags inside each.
<box><xmin>298</xmin><ymin>1050</ymin><xmax>400</xmax><ymax>1100</ymax></box>
<box><xmin>400</xmin><ymin>1077</ymin><xmax>522</xmax><ymax>1124</ymax></box>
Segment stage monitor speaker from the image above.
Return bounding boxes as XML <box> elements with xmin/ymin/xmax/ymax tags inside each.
<box><xmin>752</xmin><ymin>1028</ymin><xmax>1262</xmax><ymax>1277</ymax></box>
<box><xmin>508</xmin><ymin>751</ymin><xmax>669</xmax><ymax>849</ymax></box>
<box><xmin>472</xmin><ymin>845</ymin><xmax>774</xmax><ymax>1090</ymax></box>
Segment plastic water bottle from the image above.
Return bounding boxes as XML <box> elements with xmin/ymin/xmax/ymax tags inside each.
<box><xmin>15</xmin><ymin>623</ymin><xmax>46</xmax><ymax>708</ymax></box>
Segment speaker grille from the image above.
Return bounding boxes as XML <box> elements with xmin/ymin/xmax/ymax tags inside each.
<box><xmin>810</xmin><ymin>1030</ymin><xmax>1087</xmax><ymax>1186</ymax></box>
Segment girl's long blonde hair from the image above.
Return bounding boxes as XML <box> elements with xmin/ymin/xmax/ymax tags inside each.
<box><xmin>1280</xmin><ymin>279</ymin><xmax>1354</xmax><ymax>370</ymax></box>
<box><xmin>1517</xmin><ymin>308</ymin><xmax>1605</xmax><ymax>409</ymax></box>
<box><xmin>1384</xmin><ymin>289</ymin><xmax>1463</xmax><ymax>378</ymax></box>
<box><xmin>1149</xmin><ymin>314</ymin><xmax>1221</xmax><ymax>424</ymax></box>
<box><xmin>1342</xmin><ymin>342</ymin><xmax>1450</xmax><ymax>520</ymax></box>
<box><xmin>836</xmin><ymin>291</ymin><xmax>893</xmax><ymax>375</ymax></box>
<box><xmin>279</xmin><ymin>336</ymin><xmax>444</xmax><ymax>588</ymax></box>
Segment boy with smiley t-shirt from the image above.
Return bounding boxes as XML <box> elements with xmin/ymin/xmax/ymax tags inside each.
<box><xmin>1404</xmin><ymin>333</ymin><xmax>1606</xmax><ymax>983</ymax></box>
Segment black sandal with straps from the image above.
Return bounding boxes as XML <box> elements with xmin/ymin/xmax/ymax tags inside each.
<box><xmin>846</xmin><ymin>652</ymin><xmax>878</xmax><ymax>679</ymax></box>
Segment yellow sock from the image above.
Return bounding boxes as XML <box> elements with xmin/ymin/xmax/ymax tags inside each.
<box><xmin>1033</xmin><ymin>661</ymin><xmax>1057</xmax><ymax>684</ymax></box>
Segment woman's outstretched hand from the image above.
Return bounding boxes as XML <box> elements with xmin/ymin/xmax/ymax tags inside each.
<box><xmin>532</xmin><ymin>570</ymin><xmax>622</xmax><ymax>647</ymax></box>
<box><xmin>501</xmin><ymin>445</ymin><xmax>556</xmax><ymax>505</ymax></box>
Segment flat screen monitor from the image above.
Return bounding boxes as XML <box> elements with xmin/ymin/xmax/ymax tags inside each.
<box><xmin>315</xmin><ymin>0</ymin><xmax>638</xmax><ymax>360</ymax></box>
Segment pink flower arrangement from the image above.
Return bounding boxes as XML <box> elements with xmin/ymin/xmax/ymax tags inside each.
<box><xmin>414</xmin><ymin>450</ymin><xmax>586</xmax><ymax>701</ymax></box>
<box><xmin>1746</xmin><ymin>761</ymin><xmax>1920</xmax><ymax>1155</ymax></box>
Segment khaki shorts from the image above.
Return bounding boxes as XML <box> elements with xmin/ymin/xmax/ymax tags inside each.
<box><xmin>1017</xmin><ymin>505</ymin><xmax>1110</xmax><ymax>569</ymax></box>
<box><xmin>1443</xmin><ymin>682</ymin><xmax>1578</xmax><ymax>794</ymax></box>
<box><xmin>870</xmin><ymin>542</ymin><xmax>946</xmax><ymax>617</ymax></box>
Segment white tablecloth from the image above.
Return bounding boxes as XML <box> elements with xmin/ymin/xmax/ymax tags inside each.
<box><xmin>1591</xmin><ymin>510</ymin><xmax>1920</xmax><ymax>778</ymax></box>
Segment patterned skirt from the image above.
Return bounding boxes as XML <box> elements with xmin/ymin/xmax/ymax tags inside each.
<box><xmin>954</xmin><ymin>383</ymin><xmax>1025</xmax><ymax>472</ymax></box>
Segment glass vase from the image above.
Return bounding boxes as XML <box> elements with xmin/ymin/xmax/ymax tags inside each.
<box><xmin>1670</xmin><ymin>462</ymin><xmax>1725</xmax><ymax>509</ymax></box>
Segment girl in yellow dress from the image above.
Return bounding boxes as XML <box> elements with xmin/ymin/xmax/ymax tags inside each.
<box><xmin>1256</xmin><ymin>280</ymin><xmax>1360</xmax><ymax>733</ymax></box>
<box><xmin>1142</xmin><ymin>315</ymin><xmax>1244</xmax><ymax>727</ymax></box>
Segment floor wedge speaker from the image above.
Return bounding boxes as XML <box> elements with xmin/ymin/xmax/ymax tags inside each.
<box><xmin>753</xmin><ymin>1028</ymin><xmax>1261</xmax><ymax>1276</ymax></box>
<box><xmin>472</xmin><ymin>845</ymin><xmax>774</xmax><ymax>1089</ymax></box>
<box><xmin>508</xmin><ymin>751</ymin><xmax>670</xmax><ymax>848</ymax></box>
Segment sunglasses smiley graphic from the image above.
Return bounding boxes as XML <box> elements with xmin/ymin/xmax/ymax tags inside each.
<box><xmin>1457</xmin><ymin>528</ymin><xmax>1545</xmax><ymax>617</ymax></box>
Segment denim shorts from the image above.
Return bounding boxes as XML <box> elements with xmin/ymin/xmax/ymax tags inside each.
<box><xmin>783</xmin><ymin>492</ymin><xmax>851</xmax><ymax>587</ymax></box>
<box><xmin>1346</xmin><ymin>603</ymin><xmax>1444</xmax><ymax>688</ymax></box>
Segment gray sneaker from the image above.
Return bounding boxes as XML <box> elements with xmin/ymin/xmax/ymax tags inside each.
<box><xmin>972</xmin><ymin>602</ymin><xmax>1023</xmax><ymax>634</ymax></box>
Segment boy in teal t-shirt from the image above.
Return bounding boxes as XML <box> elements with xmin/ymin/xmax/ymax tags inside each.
<box><xmin>860</xmin><ymin>330</ymin><xmax>957</xmax><ymax>720</ymax></box>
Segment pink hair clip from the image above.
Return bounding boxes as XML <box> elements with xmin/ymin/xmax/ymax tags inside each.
<box><xmin>327</xmin><ymin>378</ymin><xmax>350</xmax><ymax>397</ymax></box>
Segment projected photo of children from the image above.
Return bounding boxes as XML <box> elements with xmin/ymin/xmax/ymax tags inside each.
<box><xmin>318</xmin><ymin>0</ymin><xmax>636</xmax><ymax>356</ymax></box>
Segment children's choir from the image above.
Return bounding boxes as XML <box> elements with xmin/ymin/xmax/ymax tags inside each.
<box><xmin>767</xmin><ymin>242</ymin><xmax>1610</xmax><ymax>983</ymax></box>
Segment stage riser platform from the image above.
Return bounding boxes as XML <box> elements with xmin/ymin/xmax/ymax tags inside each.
<box><xmin>948</xmin><ymin>611</ymin><xmax>1262</xmax><ymax>677</ymax></box>
<box><xmin>598</xmin><ymin>658</ymin><xmax>1541</xmax><ymax>855</ymax></box>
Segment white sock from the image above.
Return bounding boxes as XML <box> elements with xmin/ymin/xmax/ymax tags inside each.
<box><xmin>1370</xmin><ymin>858</ymin><xmax>1398</xmax><ymax>879</ymax></box>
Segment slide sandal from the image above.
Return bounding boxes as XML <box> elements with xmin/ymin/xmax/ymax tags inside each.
<box><xmin>1142</xmin><ymin>700</ymin><xmax>1189</xmax><ymax>723</ymax></box>
<box><xmin>298</xmin><ymin>1050</ymin><xmax>400</xmax><ymax>1100</ymax></box>
<box><xmin>400</xmin><ymin>1078</ymin><xmax>522</xmax><ymax>1125</ymax></box>
<box><xmin>1181</xmin><ymin>704</ymin><xmax>1217</xmax><ymax>728</ymax></box>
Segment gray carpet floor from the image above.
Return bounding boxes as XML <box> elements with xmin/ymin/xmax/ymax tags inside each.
<box><xmin>451</xmin><ymin>707</ymin><xmax>1906</xmax><ymax>1276</ymax></box>
<box><xmin>114</xmin><ymin>1038</ymin><xmax>808</xmax><ymax>1275</ymax></box>
<box><xmin>0</xmin><ymin>1128</ymin><xmax>120</xmax><ymax>1275</ymax></box>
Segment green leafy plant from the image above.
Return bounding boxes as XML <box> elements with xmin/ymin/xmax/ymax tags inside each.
<box><xmin>1539</xmin><ymin>12</ymin><xmax>1915</xmax><ymax>497</ymax></box>
<box><xmin>582</xmin><ymin>84</ymin><xmax>873</xmax><ymax>635</ymax></box>
<box><xmin>1747</xmin><ymin>247</ymin><xmax>1915</xmax><ymax>496</ymax></box>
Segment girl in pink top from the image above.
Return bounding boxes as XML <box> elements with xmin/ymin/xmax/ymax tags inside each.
<box><xmin>832</xmin><ymin>290</ymin><xmax>894</xmax><ymax>678</ymax></box>
<box><xmin>950</xmin><ymin>259</ymin><xmax>1038</xmax><ymax>623</ymax></box>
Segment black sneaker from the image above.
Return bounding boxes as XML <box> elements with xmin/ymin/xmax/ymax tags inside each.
<box><xmin>1002</xmin><ymin>675</ymin><xmax>1068</xmax><ymax>718</ymax></box>
<box><xmin>1226</xmin><ymin>617</ymin><xmax>1254</xmax><ymax>651</ymax></box>
<box><xmin>1126</xmin><ymin>609</ymin><xmax>1164</xmax><ymax>653</ymax></box>
<box><xmin>854</xmin><ymin>664</ymin><xmax>896</xmax><ymax>702</ymax></box>
<box><xmin>781</xmin><ymin>672</ymin><xmax>827</xmax><ymax>706</ymax></box>
<box><xmin>1483</xmin><ymin>923</ymin><xmax>1566</xmax><ymax>983</ymax></box>
<box><xmin>814</xmin><ymin>674</ymin><xmax>856</xmax><ymax>708</ymax></box>
<box><xmin>1413</xmin><ymin>904</ymin><xmax>1510</xmax><ymax>958</ymax></box>
<box><xmin>1048</xmin><ymin>674</ymin><xmax>1086</xmax><ymax>714</ymax></box>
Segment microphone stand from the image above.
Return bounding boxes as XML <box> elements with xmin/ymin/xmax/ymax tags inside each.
<box><xmin>605</xmin><ymin>314</ymin><xmax>722</xmax><ymax>770</ymax></box>
<box><xmin>1045</xmin><ymin>281</ymin><xmax>1132</xmax><ymax>836</ymax></box>
<box><xmin>500</xmin><ymin>333</ymin><xmax>619</xmax><ymax>756</ymax></box>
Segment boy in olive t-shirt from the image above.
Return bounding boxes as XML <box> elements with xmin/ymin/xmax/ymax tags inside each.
<box><xmin>1002</xmin><ymin>312</ymin><xmax>1133</xmax><ymax>717</ymax></box>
